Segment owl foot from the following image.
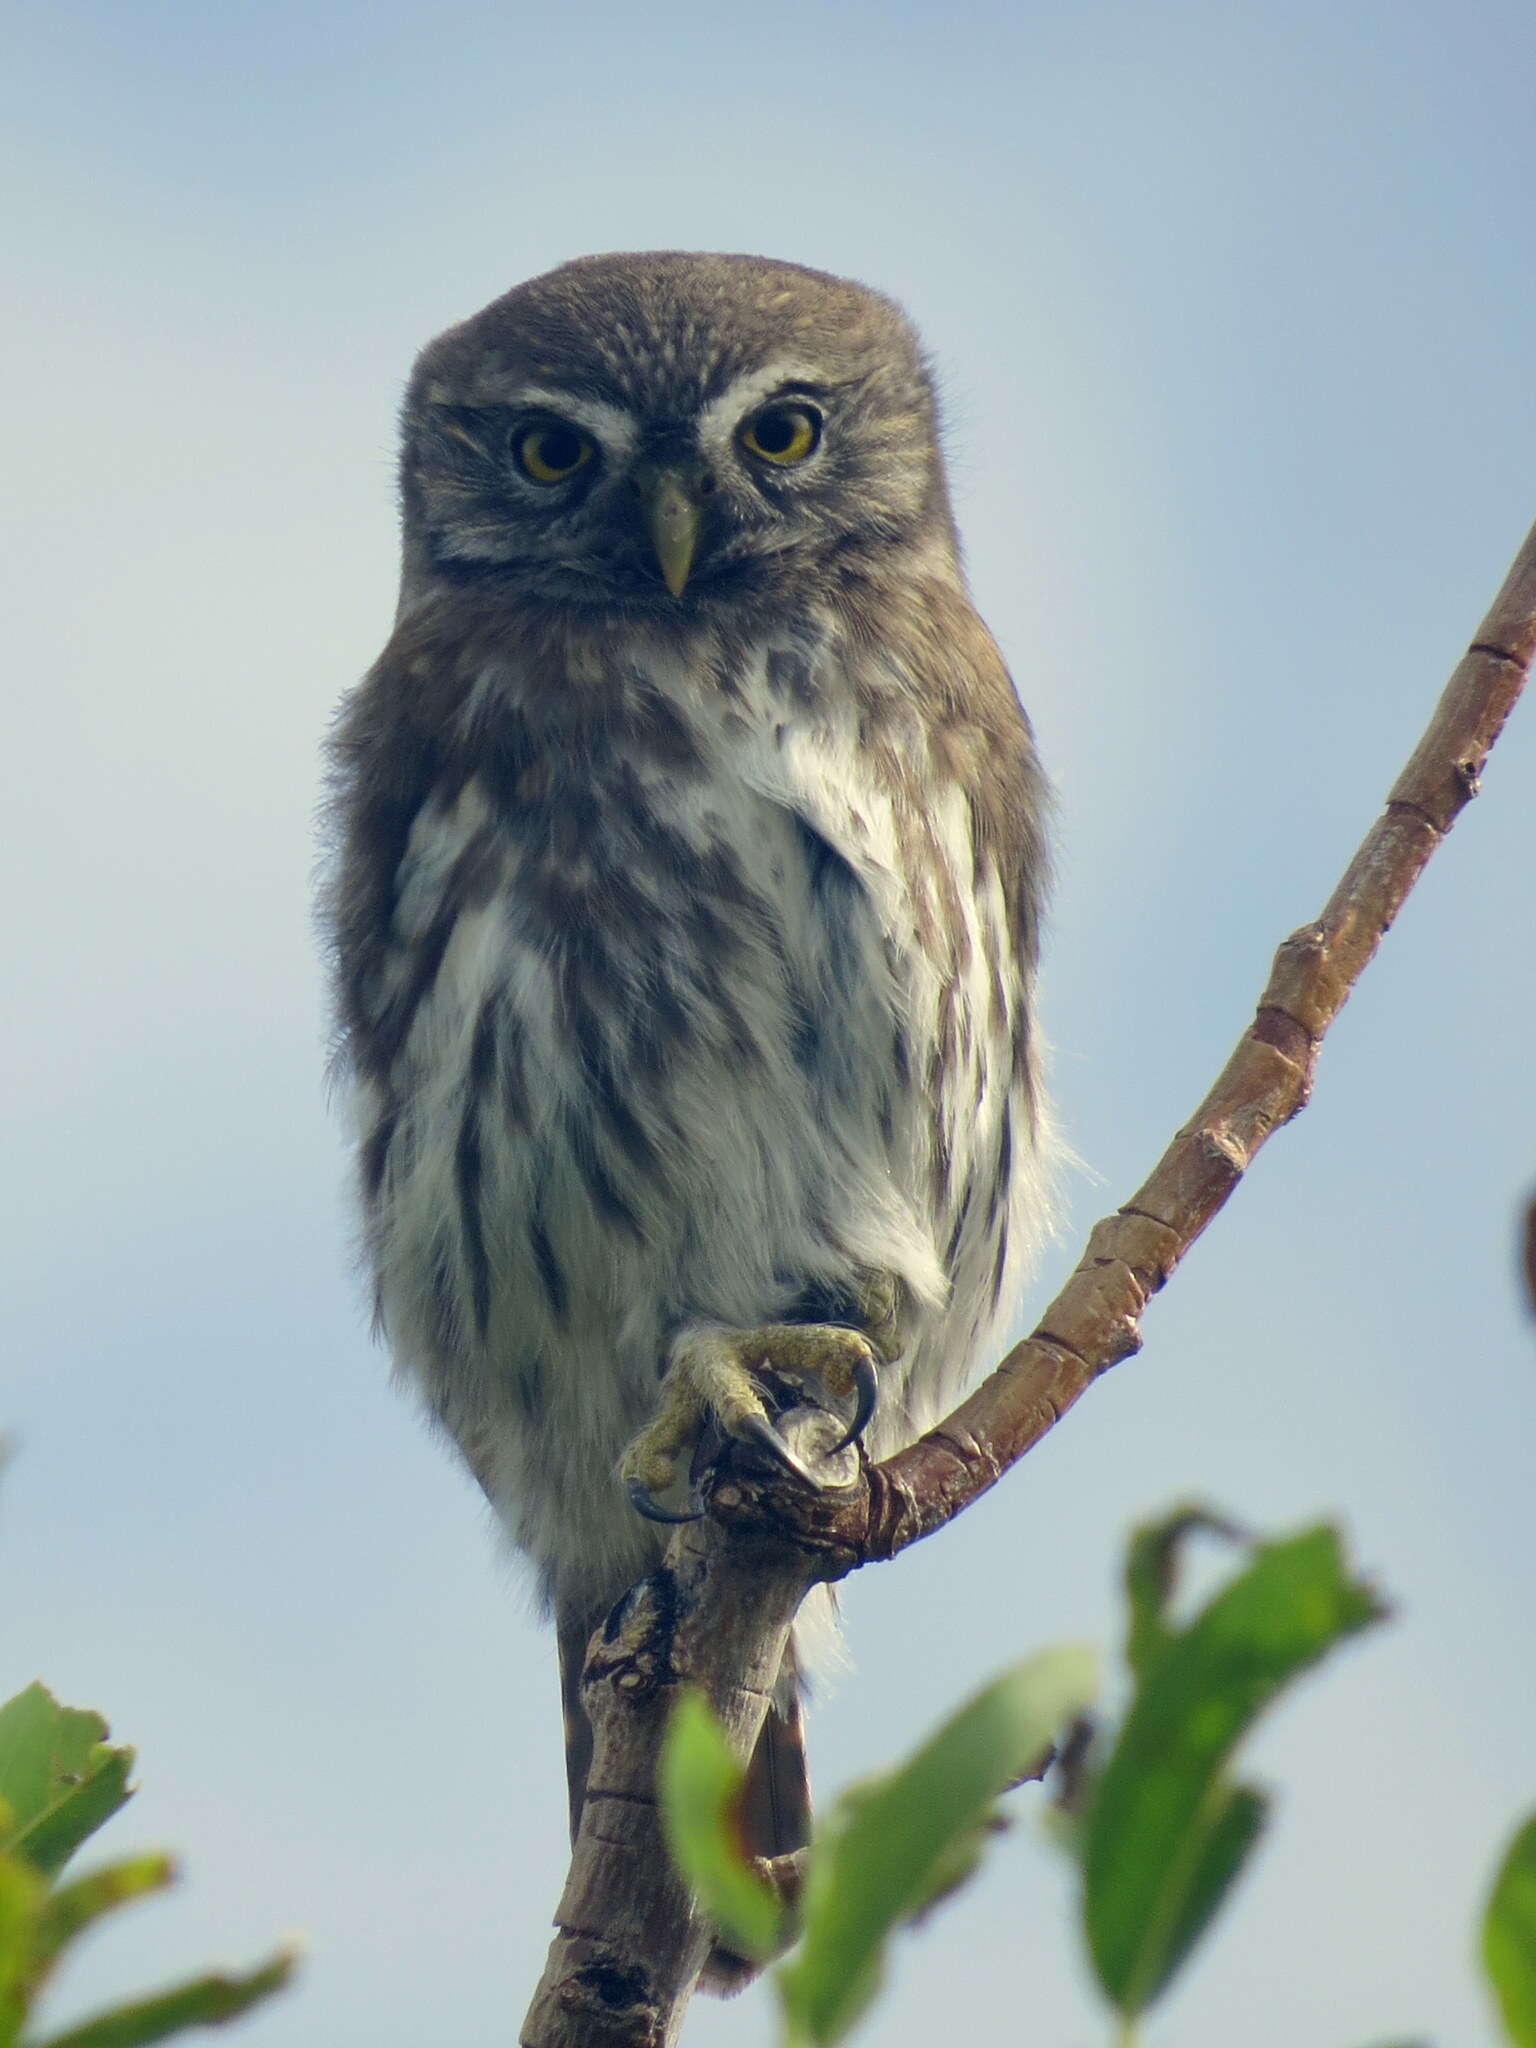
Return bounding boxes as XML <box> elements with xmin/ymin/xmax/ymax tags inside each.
<box><xmin>621</xmin><ymin>1322</ymin><xmax>882</xmax><ymax>1523</ymax></box>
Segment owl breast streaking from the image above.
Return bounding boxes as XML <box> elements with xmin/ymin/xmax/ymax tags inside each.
<box><xmin>323</xmin><ymin>251</ymin><xmax>1053</xmax><ymax>1890</ymax></box>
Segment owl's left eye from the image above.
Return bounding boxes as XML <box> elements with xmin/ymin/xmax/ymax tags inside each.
<box><xmin>739</xmin><ymin>403</ymin><xmax>822</xmax><ymax>467</ymax></box>
<box><xmin>512</xmin><ymin>420</ymin><xmax>595</xmax><ymax>485</ymax></box>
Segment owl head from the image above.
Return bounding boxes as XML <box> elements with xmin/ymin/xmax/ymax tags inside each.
<box><xmin>397</xmin><ymin>252</ymin><xmax>955</xmax><ymax>623</ymax></box>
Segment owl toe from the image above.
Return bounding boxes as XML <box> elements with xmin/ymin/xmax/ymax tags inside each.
<box><xmin>619</xmin><ymin>1321</ymin><xmax>881</xmax><ymax>1525</ymax></box>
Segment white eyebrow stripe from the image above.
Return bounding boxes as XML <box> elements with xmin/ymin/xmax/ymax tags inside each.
<box><xmin>694</xmin><ymin>360</ymin><xmax>823</xmax><ymax>452</ymax></box>
<box><xmin>507</xmin><ymin>388</ymin><xmax>639</xmax><ymax>455</ymax></box>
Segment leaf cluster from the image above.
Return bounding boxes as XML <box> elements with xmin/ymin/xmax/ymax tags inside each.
<box><xmin>0</xmin><ymin>1684</ymin><xmax>293</xmax><ymax>2048</ymax></box>
<box><xmin>660</xmin><ymin>1503</ymin><xmax>1536</xmax><ymax>2047</ymax></box>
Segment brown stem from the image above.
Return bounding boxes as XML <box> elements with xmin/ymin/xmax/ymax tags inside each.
<box><xmin>520</xmin><ymin>1415</ymin><xmax>852</xmax><ymax>2048</ymax></box>
<box><xmin>520</xmin><ymin>518</ymin><xmax>1536</xmax><ymax>2046</ymax></box>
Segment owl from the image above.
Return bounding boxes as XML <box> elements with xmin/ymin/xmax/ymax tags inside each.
<box><xmin>323</xmin><ymin>251</ymin><xmax>1053</xmax><ymax>1904</ymax></box>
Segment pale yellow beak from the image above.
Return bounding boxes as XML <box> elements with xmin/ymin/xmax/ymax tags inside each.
<box><xmin>640</xmin><ymin>470</ymin><xmax>702</xmax><ymax>598</ymax></box>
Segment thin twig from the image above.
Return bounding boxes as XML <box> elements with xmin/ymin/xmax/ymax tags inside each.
<box><xmin>519</xmin><ymin>519</ymin><xmax>1536</xmax><ymax>2047</ymax></box>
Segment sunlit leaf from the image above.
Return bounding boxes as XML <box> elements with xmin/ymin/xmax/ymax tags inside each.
<box><xmin>779</xmin><ymin>1644</ymin><xmax>1098</xmax><ymax>2046</ymax></box>
<box><xmin>659</xmin><ymin>1691</ymin><xmax>782</xmax><ymax>1964</ymax></box>
<box><xmin>1084</xmin><ymin>1522</ymin><xmax>1383</xmax><ymax>2017</ymax></box>
<box><xmin>1484</xmin><ymin>1811</ymin><xmax>1536</xmax><ymax>2046</ymax></box>
<box><xmin>0</xmin><ymin>1686</ymin><xmax>134</xmax><ymax>1877</ymax></box>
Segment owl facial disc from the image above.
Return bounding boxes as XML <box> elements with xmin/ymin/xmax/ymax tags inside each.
<box><xmin>401</xmin><ymin>252</ymin><xmax>949</xmax><ymax>612</ymax></box>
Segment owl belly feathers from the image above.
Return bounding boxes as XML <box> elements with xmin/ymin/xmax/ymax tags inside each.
<box><xmin>337</xmin><ymin>605</ymin><xmax>1044</xmax><ymax>1619</ymax></box>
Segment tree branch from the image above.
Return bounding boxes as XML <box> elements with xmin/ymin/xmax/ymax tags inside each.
<box><xmin>519</xmin><ymin>518</ymin><xmax>1536</xmax><ymax>2047</ymax></box>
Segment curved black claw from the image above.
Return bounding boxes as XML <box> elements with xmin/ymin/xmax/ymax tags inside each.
<box><xmin>736</xmin><ymin>1411</ymin><xmax>824</xmax><ymax>1488</ymax></box>
<box><xmin>626</xmin><ymin>1475</ymin><xmax>705</xmax><ymax>1524</ymax></box>
<box><xmin>829</xmin><ymin>1348</ymin><xmax>880</xmax><ymax>1455</ymax></box>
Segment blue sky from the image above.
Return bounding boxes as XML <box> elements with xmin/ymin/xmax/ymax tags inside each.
<box><xmin>4</xmin><ymin>3</ymin><xmax>1535</xmax><ymax>2043</ymax></box>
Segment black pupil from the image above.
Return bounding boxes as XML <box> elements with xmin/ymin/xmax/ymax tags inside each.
<box><xmin>533</xmin><ymin>425</ymin><xmax>581</xmax><ymax>471</ymax></box>
<box><xmin>754</xmin><ymin>409</ymin><xmax>800</xmax><ymax>454</ymax></box>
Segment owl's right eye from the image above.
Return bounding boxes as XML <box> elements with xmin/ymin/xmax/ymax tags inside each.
<box><xmin>512</xmin><ymin>420</ymin><xmax>595</xmax><ymax>485</ymax></box>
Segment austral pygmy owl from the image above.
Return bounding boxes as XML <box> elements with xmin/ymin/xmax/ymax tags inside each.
<box><xmin>324</xmin><ymin>251</ymin><xmax>1054</xmax><ymax>1906</ymax></box>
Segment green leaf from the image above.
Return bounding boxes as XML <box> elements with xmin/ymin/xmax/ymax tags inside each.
<box><xmin>0</xmin><ymin>1851</ymin><xmax>47</xmax><ymax>2038</ymax></box>
<box><xmin>0</xmin><ymin>1688</ymin><xmax>134</xmax><ymax>1878</ymax></box>
<box><xmin>1084</xmin><ymin>1522</ymin><xmax>1383</xmax><ymax>2019</ymax></box>
<box><xmin>1122</xmin><ymin>1504</ymin><xmax>1246</xmax><ymax>1679</ymax></box>
<box><xmin>33</xmin><ymin>1857</ymin><xmax>176</xmax><ymax>1979</ymax></box>
<box><xmin>659</xmin><ymin>1692</ymin><xmax>782</xmax><ymax>1964</ymax></box>
<box><xmin>1145</xmin><ymin>1781</ymin><xmax>1268</xmax><ymax>1997</ymax></box>
<box><xmin>778</xmin><ymin>1644</ymin><xmax>1098</xmax><ymax>2047</ymax></box>
<box><xmin>1484</xmin><ymin>1811</ymin><xmax>1536</xmax><ymax>2046</ymax></box>
<box><xmin>31</xmin><ymin>1950</ymin><xmax>297</xmax><ymax>2048</ymax></box>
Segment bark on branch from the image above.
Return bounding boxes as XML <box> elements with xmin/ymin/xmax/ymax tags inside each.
<box><xmin>520</xmin><ymin>519</ymin><xmax>1536</xmax><ymax>2047</ymax></box>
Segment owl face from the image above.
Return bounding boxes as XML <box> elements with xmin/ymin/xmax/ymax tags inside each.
<box><xmin>398</xmin><ymin>252</ymin><xmax>955</xmax><ymax>620</ymax></box>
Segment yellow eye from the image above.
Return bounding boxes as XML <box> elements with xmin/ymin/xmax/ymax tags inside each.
<box><xmin>739</xmin><ymin>403</ymin><xmax>821</xmax><ymax>466</ymax></box>
<box><xmin>513</xmin><ymin>420</ymin><xmax>594</xmax><ymax>484</ymax></box>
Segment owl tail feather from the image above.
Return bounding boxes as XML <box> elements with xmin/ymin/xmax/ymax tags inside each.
<box><xmin>556</xmin><ymin>1606</ymin><xmax>809</xmax><ymax>1997</ymax></box>
<box><xmin>702</xmin><ymin>1641</ymin><xmax>809</xmax><ymax>1995</ymax></box>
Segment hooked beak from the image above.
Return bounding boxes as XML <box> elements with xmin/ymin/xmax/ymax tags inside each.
<box><xmin>639</xmin><ymin>468</ymin><xmax>702</xmax><ymax>598</ymax></box>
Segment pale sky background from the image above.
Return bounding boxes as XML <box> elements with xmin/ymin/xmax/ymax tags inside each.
<box><xmin>4</xmin><ymin>4</ymin><xmax>1535</xmax><ymax>2045</ymax></box>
